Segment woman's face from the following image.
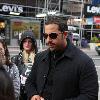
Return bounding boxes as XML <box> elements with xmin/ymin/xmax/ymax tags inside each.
<box><xmin>23</xmin><ymin>38</ymin><xmax>33</xmax><ymax>52</ymax></box>
<box><xmin>0</xmin><ymin>42</ymin><xmax>5</xmax><ymax>54</ymax></box>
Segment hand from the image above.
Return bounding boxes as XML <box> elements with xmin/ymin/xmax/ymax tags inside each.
<box><xmin>31</xmin><ymin>95</ymin><xmax>44</xmax><ymax>100</ymax></box>
<box><xmin>20</xmin><ymin>75</ymin><xmax>27</xmax><ymax>85</ymax></box>
<box><xmin>40</xmin><ymin>97</ymin><xmax>45</xmax><ymax>100</ymax></box>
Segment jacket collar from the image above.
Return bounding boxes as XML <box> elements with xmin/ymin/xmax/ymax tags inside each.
<box><xmin>41</xmin><ymin>49</ymin><xmax>50</xmax><ymax>62</ymax></box>
<box><xmin>63</xmin><ymin>42</ymin><xmax>76</xmax><ymax>59</ymax></box>
<box><xmin>41</xmin><ymin>42</ymin><xmax>76</xmax><ymax>61</ymax></box>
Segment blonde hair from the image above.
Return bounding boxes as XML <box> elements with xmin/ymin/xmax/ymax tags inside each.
<box><xmin>22</xmin><ymin>50</ymin><xmax>35</xmax><ymax>63</ymax></box>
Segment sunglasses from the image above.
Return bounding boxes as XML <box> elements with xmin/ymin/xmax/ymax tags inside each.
<box><xmin>43</xmin><ymin>32</ymin><xmax>60</xmax><ymax>39</ymax></box>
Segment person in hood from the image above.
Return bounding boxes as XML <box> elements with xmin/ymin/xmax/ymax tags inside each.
<box><xmin>11</xmin><ymin>30</ymin><xmax>38</xmax><ymax>100</ymax></box>
<box><xmin>0</xmin><ymin>39</ymin><xmax>20</xmax><ymax>100</ymax></box>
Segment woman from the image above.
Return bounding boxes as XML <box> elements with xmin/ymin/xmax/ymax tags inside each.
<box><xmin>11</xmin><ymin>30</ymin><xmax>38</xmax><ymax>100</ymax></box>
<box><xmin>0</xmin><ymin>65</ymin><xmax>15</xmax><ymax>100</ymax></box>
<box><xmin>0</xmin><ymin>39</ymin><xmax>20</xmax><ymax>100</ymax></box>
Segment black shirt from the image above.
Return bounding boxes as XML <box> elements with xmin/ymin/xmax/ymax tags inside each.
<box><xmin>42</xmin><ymin>50</ymin><xmax>65</xmax><ymax>100</ymax></box>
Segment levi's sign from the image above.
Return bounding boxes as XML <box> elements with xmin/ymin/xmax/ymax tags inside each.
<box><xmin>84</xmin><ymin>4</ymin><xmax>100</xmax><ymax>16</ymax></box>
<box><xmin>0</xmin><ymin>4</ymin><xmax>23</xmax><ymax>14</ymax></box>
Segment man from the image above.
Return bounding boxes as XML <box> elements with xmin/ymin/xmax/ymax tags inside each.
<box><xmin>25</xmin><ymin>17</ymin><xmax>98</xmax><ymax>100</ymax></box>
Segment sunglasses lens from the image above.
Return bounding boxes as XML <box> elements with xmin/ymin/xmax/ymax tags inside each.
<box><xmin>43</xmin><ymin>33</ymin><xmax>48</xmax><ymax>39</ymax></box>
<box><xmin>49</xmin><ymin>33</ymin><xmax>58</xmax><ymax>39</ymax></box>
<box><xmin>43</xmin><ymin>33</ymin><xmax>58</xmax><ymax>39</ymax></box>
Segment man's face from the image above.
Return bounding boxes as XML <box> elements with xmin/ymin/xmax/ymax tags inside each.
<box><xmin>44</xmin><ymin>24</ymin><xmax>67</xmax><ymax>51</ymax></box>
<box><xmin>23</xmin><ymin>38</ymin><xmax>32</xmax><ymax>52</ymax></box>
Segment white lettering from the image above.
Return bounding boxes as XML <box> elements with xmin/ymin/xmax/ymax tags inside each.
<box><xmin>87</xmin><ymin>6</ymin><xmax>91</xmax><ymax>13</ymax></box>
<box><xmin>87</xmin><ymin>5</ymin><xmax>100</xmax><ymax>14</ymax></box>
<box><xmin>2</xmin><ymin>5</ymin><xmax>23</xmax><ymax>13</ymax></box>
<box><xmin>8</xmin><ymin>6</ymin><xmax>14</xmax><ymax>12</ymax></box>
<box><xmin>2</xmin><ymin>5</ymin><xmax>8</xmax><ymax>12</ymax></box>
<box><xmin>18</xmin><ymin>7</ymin><xmax>23</xmax><ymax>13</ymax></box>
<box><xmin>91</xmin><ymin>6</ymin><xmax>97</xmax><ymax>13</ymax></box>
<box><xmin>96</xmin><ymin>7</ymin><xmax>100</xmax><ymax>13</ymax></box>
<box><xmin>14</xmin><ymin>6</ymin><xmax>17</xmax><ymax>12</ymax></box>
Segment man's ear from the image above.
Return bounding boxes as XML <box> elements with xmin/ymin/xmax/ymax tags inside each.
<box><xmin>63</xmin><ymin>31</ymin><xmax>67</xmax><ymax>36</ymax></box>
<box><xmin>63</xmin><ymin>31</ymin><xmax>67</xmax><ymax>39</ymax></box>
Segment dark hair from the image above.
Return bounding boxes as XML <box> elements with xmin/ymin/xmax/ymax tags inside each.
<box><xmin>45</xmin><ymin>16</ymin><xmax>68</xmax><ymax>32</ymax></box>
<box><xmin>0</xmin><ymin>65</ymin><xmax>15</xmax><ymax>100</ymax></box>
<box><xmin>0</xmin><ymin>39</ymin><xmax>11</xmax><ymax>65</ymax></box>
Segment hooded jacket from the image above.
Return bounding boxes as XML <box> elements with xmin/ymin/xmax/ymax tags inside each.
<box><xmin>11</xmin><ymin>30</ymin><xmax>38</xmax><ymax>100</ymax></box>
<box><xmin>11</xmin><ymin>30</ymin><xmax>38</xmax><ymax>77</ymax></box>
<box><xmin>20</xmin><ymin>31</ymin><xmax>38</xmax><ymax>53</ymax></box>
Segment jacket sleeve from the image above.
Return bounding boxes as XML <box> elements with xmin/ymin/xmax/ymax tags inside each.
<box><xmin>12</xmin><ymin>64</ymin><xmax>20</xmax><ymax>99</ymax></box>
<box><xmin>65</xmin><ymin>59</ymin><xmax>99</xmax><ymax>100</ymax></box>
<box><xmin>11</xmin><ymin>55</ymin><xmax>19</xmax><ymax>67</ymax></box>
<box><xmin>25</xmin><ymin>54</ymin><xmax>39</xmax><ymax>100</ymax></box>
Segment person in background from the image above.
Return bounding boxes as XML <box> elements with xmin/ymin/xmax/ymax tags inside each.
<box><xmin>11</xmin><ymin>30</ymin><xmax>38</xmax><ymax>100</ymax></box>
<box><xmin>0</xmin><ymin>65</ymin><xmax>15</xmax><ymax>100</ymax></box>
<box><xmin>67</xmin><ymin>31</ymin><xmax>73</xmax><ymax>43</ymax></box>
<box><xmin>0</xmin><ymin>39</ymin><xmax>20</xmax><ymax>100</ymax></box>
<box><xmin>25</xmin><ymin>17</ymin><xmax>98</xmax><ymax>100</ymax></box>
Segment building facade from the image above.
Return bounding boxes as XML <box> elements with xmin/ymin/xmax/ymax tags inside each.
<box><xmin>0</xmin><ymin>0</ymin><xmax>42</xmax><ymax>45</ymax></box>
<box><xmin>0</xmin><ymin>0</ymin><xmax>95</xmax><ymax>46</ymax></box>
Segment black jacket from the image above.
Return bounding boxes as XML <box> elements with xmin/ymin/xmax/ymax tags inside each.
<box><xmin>25</xmin><ymin>42</ymin><xmax>98</xmax><ymax>100</ymax></box>
<box><xmin>11</xmin><ymin>52</ymin><xmax>25</xmax><ymax>75</ymax></box>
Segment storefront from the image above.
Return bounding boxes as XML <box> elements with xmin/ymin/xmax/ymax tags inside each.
<box><xmin>84</xmin><ymin>4</ymin><xmax>100</xmax><ymax>42</ymax></box>
<box><xmin>0</xmin><ymin>3</ymin><xmax>41</xmax><ymax>46</ymax></box>
<box><xmin>84</xmin><ymin>24</ymin><xmax>100</xmax><ymax>42</ymax></box>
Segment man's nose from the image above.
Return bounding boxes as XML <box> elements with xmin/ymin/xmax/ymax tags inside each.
<box><xmin>46</xmin><ymin>36</ymin><xmax>52</xmax><ymax>42</ymax></box>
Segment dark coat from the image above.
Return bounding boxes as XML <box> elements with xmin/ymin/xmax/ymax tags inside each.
<box><xmin>25</xmin><ymin>42</ymin><xmax>98</xmax><ymax>100</ymax></box>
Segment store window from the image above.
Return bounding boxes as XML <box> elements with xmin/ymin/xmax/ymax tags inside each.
<box><xmin>10</xmin><ymin>18</ymin><xmax>41</xmax><ymax>40</ymax></box>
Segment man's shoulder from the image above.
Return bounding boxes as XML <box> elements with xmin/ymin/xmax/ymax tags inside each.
<box><xmin>74</xmin><ymin>47</ymin><xmax>92</xmax><ymax>62</ymax></box>
<box><xmin>37</xmin><ymin>49</ymin><xmax>48</xmax><ymax>56</ymax></box>
<box><xmin>67</xmin><ymin>43</ymin><xmax>91</xmax><ymax>61</ymax></box>
<box><xmin>35</xmin><ymin>49</ymin><xmax>49</xmax><ymax>60</ymax></box>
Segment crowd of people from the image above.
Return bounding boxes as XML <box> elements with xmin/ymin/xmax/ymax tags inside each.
<box><xmin>0</xmin><ymin>16</ymin><xmax>99</xmax><ymax>100</ymax></box>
